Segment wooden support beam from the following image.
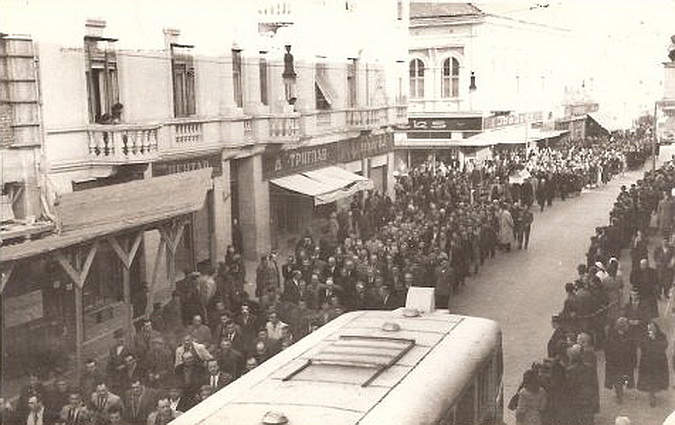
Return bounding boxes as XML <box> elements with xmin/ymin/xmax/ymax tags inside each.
<box><xmin>159</xmin><ymin>219</ymin><xmax>187</xmax><ymax>255</ymax></box>
<box><xmin>108</xmin><ymin>231</ymin><xmax>143</xmax><ymax>270</ymax></box>
<box><xmin>145</xmin><ymin>238</ymin><xmax>166</xmax><ymax>317</ymax></box>
<box><xmin>74</xmin><ymin>283</ymin><xmax>84</xmax><ymax>382</ymax></box>
<box><xmin>55</xmin><ymin>242</ymin><xmax>99</xmax><ymax>289</ymax></box>
<box><xmin>1</xmin><ymin>263</ymin><xmax>15</xmax><ymax>294</ymax></box>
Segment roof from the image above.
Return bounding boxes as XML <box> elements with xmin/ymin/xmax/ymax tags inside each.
<box><xmin>410</xmin><ymin>2</ymin><xmax>483</xmax><ymax>19</ymax></box>
<box><xmin>172</xmin><ymin>309</ymin><xmax>501</xmax><ymax>425</ymax></box>
<box><xmin>0</xmin><ymin>168</ymin><xmax>212</xmax><ymax>263</ymax></box>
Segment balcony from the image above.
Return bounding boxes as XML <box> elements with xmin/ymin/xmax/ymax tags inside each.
<box><xmin>258</xmin><ymin>0</ymin><xmax>295</xmax><ymax>25</ymax></box>
<box><xmin>268</xmin><ymin>115</ymin><xmax>300</xmax><ymax>142</ymax></box>
<box><xmin>172</xmin><ymin>121</ymin><xmax>203</xmax><ymax>145</ymax></box>
<box><xmin>87</xmin><ymin>124</ymin><xmax>160</xmax><ymax>163</ymax></box>
<box><xmin>346</xmin><ymin>107</ymin><xmax>394</xmax><ymax>130</ymax></box>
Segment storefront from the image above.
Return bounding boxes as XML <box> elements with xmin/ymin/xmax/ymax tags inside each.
<box><xmin>0</xmin><ymin>169</ymin><xmax>212</xmax><ymax>380</ymax></box>
<box><xmin>263</xmin><ymin>131</ymin><xmax>394</xmax><ymax>253</ymax></box>
<box><xmin>398</xmin><ymin>115</ymin><xmax>483</xmax><ymax>170</ymax></box>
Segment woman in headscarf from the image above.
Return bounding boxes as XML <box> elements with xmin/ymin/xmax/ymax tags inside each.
<box><xmin>637</xmin><ymin>321</ymin><xmax>669</xmax><ymax>407</ymax></box>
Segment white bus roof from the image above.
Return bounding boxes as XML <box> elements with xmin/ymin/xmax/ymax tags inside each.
<box><xmin>171</xmin><ymin>309</ymin><xmax>501</xmax><ymax>425</ymax></box>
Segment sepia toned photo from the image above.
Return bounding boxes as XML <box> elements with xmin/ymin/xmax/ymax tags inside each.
<box><xmin>1</xmin><ymin>0</ymin><xmax>674</xmax><ymax>424</ymax></box>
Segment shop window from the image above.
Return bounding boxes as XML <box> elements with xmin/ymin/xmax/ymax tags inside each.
<box><xmin>409</xmin><ymin>58</ymin><xmax>424</xmax><ymax>99</ymax></box>
<box><xmin>442</xmin><ymin>57</ymin><xmax>460</xmax><ymax>98</ymax></box>
<box><xmin>233</xmin><ymin>49</ymin><xmax>243</xmax><ymax>108</ymax></box>
<box><xmin>347</xmin><ymin>59</ymin><xmax>357</xmax><ymax>107</ymax></box>
<box><xmin>315</xmin><ymin>63</ymin><xmax>335</xmax><ymax>110</ymax></box>
<box><xmin>85</xmin><ymin>36</ymin><xmax>119</xmax><ymax>124</ymax></box>
<box><xmin>171</xmin><ymin>44</ymin><xmax>196</xmax><ymax>117</ymax></box>
<box><xmin>260</xmin><ymin>57</ymin><xmax>268</xmax><ymax>106</ymax></box>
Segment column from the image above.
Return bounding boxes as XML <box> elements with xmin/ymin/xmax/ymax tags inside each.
<box><xmin>243</xmin><ymin>55</ymin><xmax>264</xmax><ymax>114</ymax></box>
<box><xmin>211</xmin><ymin>158</ymin><xmax>232</xmax><ymax>264</ymax></box>
<box><xmin>237</xmin><ymin>154</ymin><xmax>271</xmax><ymax>261</ymax></box>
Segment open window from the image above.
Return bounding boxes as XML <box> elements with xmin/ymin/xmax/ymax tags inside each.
<box><xmin>171</xmin><ymin>43</ymin><xmax>196</xmax><ymax>117</ymax></box>
<box><xmin>85</xmin><ymin>36</ymin><xmax>119</xmax><ymax>124</ymax></box>
<box><xmin>232</xmin><ymin>49</ymin><xmax>243</xmax><ymax>108</ymax></box>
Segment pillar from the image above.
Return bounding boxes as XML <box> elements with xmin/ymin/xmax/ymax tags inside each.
<box><xmin>237</xmin><ymin>154</ymin><xmax>270</xmax><ymax>261</ymax></box>
<box><xmin>212</xmin><ymin>158</ymin><xmax>232</xmax><ymax>264</ymax></box>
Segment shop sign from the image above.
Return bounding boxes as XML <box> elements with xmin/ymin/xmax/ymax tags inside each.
<box><xmin>338</xmin><ymin>133</ymin><xmax>394</xmax><ymax>163</ymax></box>
<box><xmin>152</xmin><ymin>154</ymin><xmax>223</xmax><ymax>177</ymax></box>
<box><xmin>4</xmin><ymin>290</ymin><xmax>43</xmax><ymax>328</ymax></box>
<box><xmin>264</xmin><ymin>142</ymin><xmax>338</xmax><ymax>179</ymax></box>
<box><xmin>398</xmin><ymin>117</ymin><xmax>482</xmax><ymax>131</ymax></box>
<box><xmin>483</xmin><ymin>112</ymin><xmax>543</xmax><ymax>130</ymax></box>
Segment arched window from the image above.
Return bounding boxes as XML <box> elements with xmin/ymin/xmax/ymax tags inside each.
<box><xmin>442</xmin><ymin>57</ymin><xmax>460</xmax><ymax>98</ymax></box>
<box><xmin>409</xmin><ymin>59</ymin><xmax>424</xmax><ymax>98</ymax></box>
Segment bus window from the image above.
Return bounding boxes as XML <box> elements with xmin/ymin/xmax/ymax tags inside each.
<box><xmin>455</xmin><ymin>384</ymin><xmax>475</xmax><ymax>425</ymax></box>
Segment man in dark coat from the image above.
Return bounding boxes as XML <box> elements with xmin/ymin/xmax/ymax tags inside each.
<box><xmin>124</xmin><ymin>380</ymin><xmax>159</xmax><ymax>425</ymax></box>
<box><xmin>282</xmin><ymin>270</ymin><xmax>304</xmax><ymax>305</ymax></box>
<box><xmin>633</xmin><ymin>258</ymin><xmax>659</xmax><ymax>318</ymax></box>
<box><xmin>604</xmin><ymin>317</ymin><xmax>637</xmax><ymax>404</ymax></box>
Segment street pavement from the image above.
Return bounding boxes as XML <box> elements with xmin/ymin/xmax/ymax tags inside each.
<box><xmin>449</xmin><ymin>169</ymin><xmax>675</xmax><ymax>425</ymax></box>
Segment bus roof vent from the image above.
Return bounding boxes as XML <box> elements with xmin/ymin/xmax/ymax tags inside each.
<box><xmin>262</xmin><ymin>411</ymin><xmax>288</xmax><ymax>424</ymax></box>
<box><xmin>282</xmin><ymin>335</ymin><xmax>415</xmax><ymax>387</ymax></box>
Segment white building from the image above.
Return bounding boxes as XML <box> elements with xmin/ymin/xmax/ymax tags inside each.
<box><xmin>399</xmin><ymin>2</ymin><xmax>571</xmax><ymax>168</ymax></box>
<box><xmin>0</xmin><ymin>0</ymin><xmax>408</xmax><ymax>377</ymax></box>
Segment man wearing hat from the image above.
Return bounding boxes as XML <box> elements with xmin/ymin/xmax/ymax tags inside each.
<box><xmin>604</xmin><ymin>317</ymin><xmax>637</xmax><ymax>404</ymax></box>
<box><xmin>433</xmin><ymin>253</ymin><xmax>455</xmax><ymax>310</ymax></box>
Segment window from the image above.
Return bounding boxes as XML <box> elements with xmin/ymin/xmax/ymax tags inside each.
<box><xmin>171</xmin><ymin>45</ymin><xmax>196</xmax><ymax>117</ymax></box>
<box><xmin>409</xmin><ymin>59</ymin><xmax>424</xmax><ymax>98</ymax></box>
<box><xmin>259</xmin><ymin>57</ymin><xmax>268</xmax><ymax>106</ymax></box>
<box><xmin>347</xmin><ymin>59</ymin><xmax>357</xmax><ymax>107</ymax></box>
<box><xmin>397</xmin><ymin>0</ymin><xmax>404</xmax><ymax>20</ymax></box>
<box><xmin>232</xmin><ymin>49</ymin><xmax>243</xmax><ymax>108</ymax></box>
<box><xmin>442</xmin><ymin>57</ymin><xmax>460</xmax><ymax>98</ymax></box>
<box><xmin>85</xmin><ymin>37</ymin><xmax>119</xmax><ymax>123</ymax></box>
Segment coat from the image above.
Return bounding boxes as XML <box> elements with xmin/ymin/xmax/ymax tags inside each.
<box><xmin>498</xmin><ymin>209</ymin><xmax>515</xmax><ymax>245</ymax></box>
<box><xmin>637</xmin><ymin>333</ymin><xmax>669</xmax><ymax>392</ymax></box>
<box><xmin>604</xmin><ymin>328</ymin><xmax>637</xmax><ymax>389</ymax></box>
<box><xmin>123</xmin><ymin>387</ymin><xmax>160</xmax><ymax>425</ymax></box>
<box><xmin>515</xmin><ymin>387</ymin><xmax>546</xmax><ymax>425</ymax></box>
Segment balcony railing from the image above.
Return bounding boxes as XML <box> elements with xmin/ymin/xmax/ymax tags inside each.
<box><xmin>258</xmin><ymin>0</ymin><xmax>294</xmax><ymax>23</ymax></box>
<box><xmin>173</xmin><ymin>122</ymin><xmax>202</xmax><ymax>144</ymax></box>
<box><xmin>316</xmin><ymin>111</ymin><xmax>332</xmax><ymax>126</ymax></box>
<box><xmin>87</xmin><ymin>124</ymin><xmax>160</xmax><ymax>162</ymax></box>
<box><xmin>269</xmin><ymin>116</ymin><xmax>300</xmax><ymax>140</ymax></box>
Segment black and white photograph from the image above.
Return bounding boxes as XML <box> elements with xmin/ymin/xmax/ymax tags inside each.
<box><xmin>1</xmin><ymin>0</ymin><xmax>675</xmax><ymax>424</ymax></box>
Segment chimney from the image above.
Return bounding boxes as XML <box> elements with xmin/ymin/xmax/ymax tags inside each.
<box><xmin>85</xmin><ymin>18</ymin><xmax>106</xmax><ymax>38</ymax></box>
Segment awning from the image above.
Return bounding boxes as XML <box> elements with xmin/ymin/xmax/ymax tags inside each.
<box><xmin>271</xmin><ymin>166</ymin><xmax>373</xmax><ymax>205</ymax></box>
<box><xmin>315</xmin><ymin>72</ymin><xmax>337</xmax><ymax>106</ymax></box>
<box><xmin>588</xmin><ymin>112</ymin><xmax>616</xmax><ymax>132</ymax></box>
<box><xmin>528</xmin><ymin>129</ymin><xmax>569</xmax><ymax>142</ymax></box>
<box><xmin>464</xmin><ymin>125</ymin><xmax>529</xmax><ymax>146</ymax></box>
<box><xmin>1</xmin><ymin>168</ymin><xmax>212</xmax><ymax>263</ymax></box>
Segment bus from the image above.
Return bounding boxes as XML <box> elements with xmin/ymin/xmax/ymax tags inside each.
<box><xmin>171</xmin><ymin>308</ymin><xmax>503</xmax><ymax>425</ymax></box>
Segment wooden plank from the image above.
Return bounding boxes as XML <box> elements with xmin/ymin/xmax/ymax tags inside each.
<box><xmin>78</xmin><ymin>242</ymin><xmax>98</xmax><ymax>289</ymax></box>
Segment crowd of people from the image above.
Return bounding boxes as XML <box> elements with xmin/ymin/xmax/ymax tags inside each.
<box><xmin>513</xmin><ymin>158</ymin><xmax>674</xmax><ymax>425</ymax></box>
<box><xmin>0</xmin><ymin>136</ymin><xmax>653</xmax><ymax>425</ymax></box>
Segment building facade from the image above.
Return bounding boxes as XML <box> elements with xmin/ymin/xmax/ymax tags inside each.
<box><xmin>398</xmin><ymin>2</ymin><xmax>570</xmax><ymax>169</ymax></box>
<box><xmin>0</xmin><ymin>0</ymin><xmax>408</xmax><ymax>378</ymax></box>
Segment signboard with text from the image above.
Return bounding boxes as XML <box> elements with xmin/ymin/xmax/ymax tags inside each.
<box><xmin>264</xmin><ymin>143</ymin><xmax>338</xmax><ymax>180</ymax></box>
<box><xmin>398</xmin><ymin>117</ymin><xmax>483</xmax><ymax>132</ymax></box>
<box><xmin>483</xmin><ymin>112</ymin><xmax>543</xmax><ymax>130</ymax></box>
<box><xmin>338</xmin><ymin>133</ymin><xmax>394</xmax><ymax>163</ymax></box>
<box><xmin>152</xmin><ymin>154</ymin><xmax>223</xmax><ymax>177</ymax></box>
<box><xmin>264</xmin><ymin>132</ymin><xmax>395</xmax><ymax>179</ymax></box>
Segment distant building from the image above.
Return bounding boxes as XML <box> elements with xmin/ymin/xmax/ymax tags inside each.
<box><xmin>398</xmin><ymin>2</ymin><xmax>570</xmax><ymax>169</ymax></box>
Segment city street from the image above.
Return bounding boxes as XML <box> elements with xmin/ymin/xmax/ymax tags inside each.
<box><xmin>450</xmin><ymin>168</ymin><xmax>675</xmax><ymax>424</ymax></box>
